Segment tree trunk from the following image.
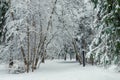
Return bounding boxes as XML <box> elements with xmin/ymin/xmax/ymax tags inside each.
<box><xmin>72</xmin><ymin>40</ymin><xmax>82</xmax><ymax>64</ymax></box>
<box><xmin>27</xmin><ymin>24</ymin><xmax>30</xmax><ymax>73</ymax></box>
<box><xmin>64</xmin><ymin>54</ymin><xmax>66</xmax><ymax>61</ymax></box>
<box><xmin>82</xmin><ymin>51</ymin><xmax>85</xmax><ymax>67</ymax></box>
<box><xmin>32</xmin><ymin>20</ymin><xmax>36</xmax><ymax>72</ymax></box>
<box><xmin>41</xmin><ymin>57</ymin><xmax>45</xmax><ymax>63</ymax></box>
<box><xmin>21</xmin><ymin>47</ymin><xmax>27</xmax><ymax>65</ymax></box>
<box><xmin>70</xmin><ymin>54</ymin><xmax>72</xmax><ymax>60</ymax></box>
<box><xmin>90</xmin><ymin>54</ymin><xmax>94</xmax><ymax>65</ymax></box>
<box><xmin>76</xmin><ymin>54</ymin><xmax>79</xmax><ymax>61</ymax></box>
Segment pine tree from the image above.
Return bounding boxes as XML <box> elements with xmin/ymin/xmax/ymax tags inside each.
<box><xmin>91</xmin><ymin>0</ymin><xmax>120</xmax><ymax>65</ymax></box>
<box><xmin>0</xmin><ymin>0</ymin><xmax>9</xmax><ymax>43</ymax></box>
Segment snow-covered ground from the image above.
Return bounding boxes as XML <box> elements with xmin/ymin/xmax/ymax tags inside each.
<box><xmin>0</xmin><ymin>60</ymin><xmax>120</xmax><ymax>80</ymax></box>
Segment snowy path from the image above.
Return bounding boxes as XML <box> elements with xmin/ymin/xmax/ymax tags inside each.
<box><xmin>0</xmin><ymin>60</ymin><xmax>120</xmax><ymax>80</ymax></box>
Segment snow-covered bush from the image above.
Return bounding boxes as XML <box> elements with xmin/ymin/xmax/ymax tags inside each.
<box><xmin>8</xmin><ymin>60</ymin><xmax>25</xmax><ymax>74</ymax></box>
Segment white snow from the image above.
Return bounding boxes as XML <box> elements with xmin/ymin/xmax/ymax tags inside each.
<box><xmin>0</xmin><ymin>60</ymin><xmax>120</xmax><ymax>80</ymax></box>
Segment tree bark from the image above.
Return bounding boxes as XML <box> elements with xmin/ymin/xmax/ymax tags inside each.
<box><xmin>72</xmin><ymin>40</ymin><xmax>82</xmax><ymax>64</ymax></box>
<box><xmin>26</xmin><ymin>24</ymin><xmax>30</xmax><ymax>73</ymax></box>
<box><xmin>82</xmin><ymin>51</ymin><xmax>85</xmax><ymax>67</ymax></box>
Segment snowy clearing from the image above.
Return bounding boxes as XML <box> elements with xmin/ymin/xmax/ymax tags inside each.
<box><xmin>0</xmin><ymin>60</ymin><xmax>120</xmax><ymax>80</ymax></box>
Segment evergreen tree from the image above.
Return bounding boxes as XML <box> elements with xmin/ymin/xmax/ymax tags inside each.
<box><xmin>0</xmin><ymin>0</ymin><xmax>9</xmax><ymax>43</ymax></box>
<box><xmin>91</xmin><ymin>0</ymin><xmax>120</xmax><ymax>65</ymax></box>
